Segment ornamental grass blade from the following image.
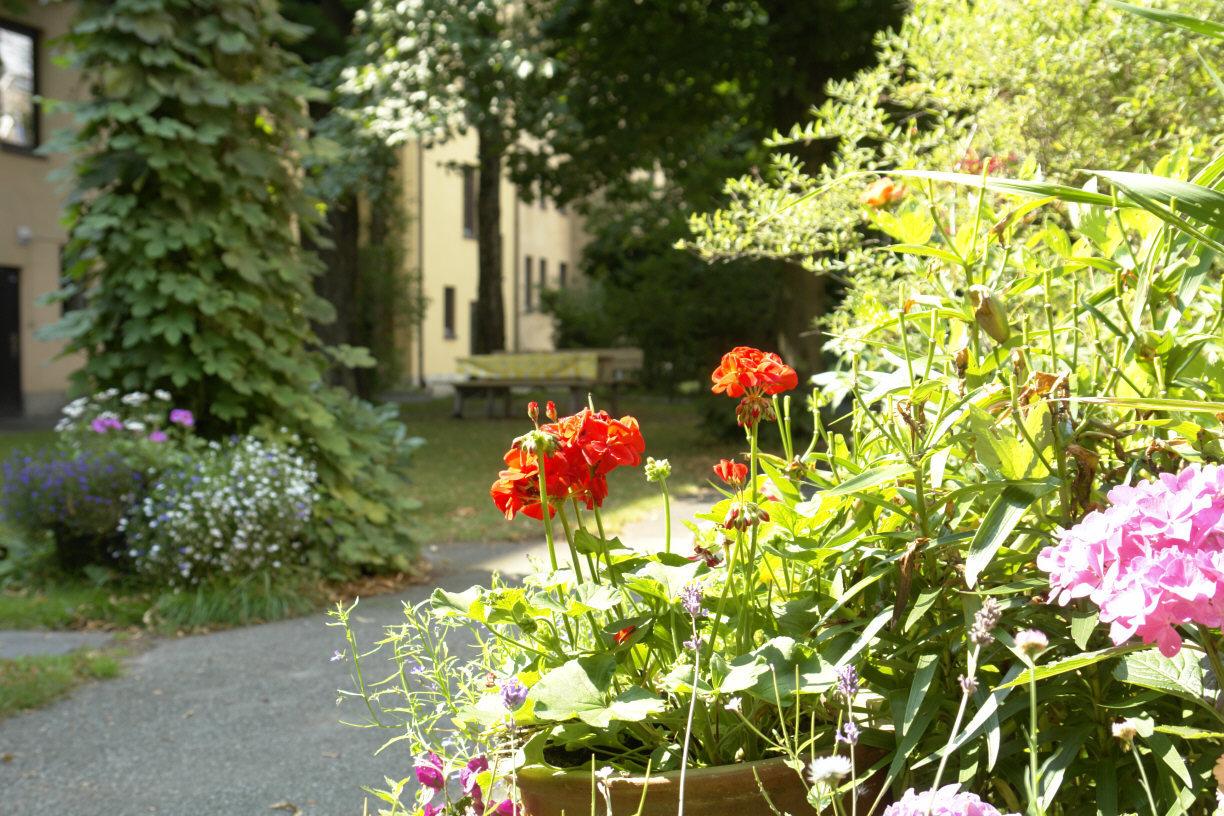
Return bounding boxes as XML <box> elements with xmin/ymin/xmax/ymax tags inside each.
<box><xmin>1106</xmin><ymin>0</ymin><xmax>1224</xmax><ymax>40</ymax></box>
<box><xmin>889</xmin><ymin>169</ymin><xmax>1117</xmax><ymax>206</ymax></box>
<box><xmin>1089</xmin><ymin>170</ymin><xmax>1224</xmax><ymax>231</ymax></box>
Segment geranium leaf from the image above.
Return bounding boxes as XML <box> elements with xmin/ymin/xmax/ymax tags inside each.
<box><xmin>530</xmin><ymin>656</ymin><xmax>616</xmax><ymax>722</ymax></box>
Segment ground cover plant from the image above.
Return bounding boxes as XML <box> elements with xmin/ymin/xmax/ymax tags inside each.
<box><xmin>0</xmin><ymin>647</ymin><xmax>124</xmax><ymax>720</ymax></box>
<box><xmin>335</xmin><ymin>5</ymin><xmax>1224</xmax><ymax>814</ymax></box>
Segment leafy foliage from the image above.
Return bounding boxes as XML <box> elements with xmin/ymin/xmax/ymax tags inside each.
<box><xmin>44</xmin><ymin>0</ymin><xmax>420</xmax><ymax>570</ymax></box>
<box><xmin>688</xmin><ymin>0</ymin><xmax>1223</xmax><ymax>358</ymax></box>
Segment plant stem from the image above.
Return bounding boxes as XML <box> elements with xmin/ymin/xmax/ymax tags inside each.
<box><xmin>661</xmin><ymin>477</ymin><xmax>672</xmax><ymax>555</ymax></box>
<box><xmin>1027</xmin><ymin>656</ymin><xmax>1044</xmax><ymax>816</ymax></box>
<box><xmin>1132</xmin><ymin>744</ymin><xmax>1159</xmax><ymax>816</ymax></box>
<box><xmin>677</xmin><ymin>616</ymin><xmax>701</xmax><ymax>816</ymax></box>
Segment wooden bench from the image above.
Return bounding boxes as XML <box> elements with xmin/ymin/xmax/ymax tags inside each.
<box><xmin>451</xmin><ymin>349</ymin><xmax>643</xmax><ymax>419</ymax></box>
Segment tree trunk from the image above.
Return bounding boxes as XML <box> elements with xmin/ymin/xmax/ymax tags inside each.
<box><xmin>473</xmin><ymin>127</ymin><xmax>506</xmax><ymax>354</ymax></box>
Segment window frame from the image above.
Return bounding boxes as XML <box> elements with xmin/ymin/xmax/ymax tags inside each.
<box><xmin>443</xmin><ymin>285</ymin><xmax>457</xmax><ymax>340</ymax></box>
<box><xmin>558</xmin><ymin>261</ymin><xmax>568</xmax><ymax>288</ymax></box>
<box><xmin>462</xmin><ymin>166</ymin><xmax>477</xmax><ymax>239</ymax></box>
<box><xmin>0</xmin><ymin>17</ymin><xmax>40</xmax><ymax>155</ymax></box>
<box><xmin>524</xmin><ymin>255</ymin><xmax>534</xmax><ymax>313</ymax></box>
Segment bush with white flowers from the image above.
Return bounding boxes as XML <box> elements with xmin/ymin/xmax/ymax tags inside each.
<box><xmin>120</xmin><ymin>434</ymin><xmax>318</xmax><ymax>586</ymax></box>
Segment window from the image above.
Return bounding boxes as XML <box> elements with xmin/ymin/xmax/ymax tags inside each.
<box><xmin>539</xmin><ymin>259</ymin><xmax>547</xmax><ymax>294</ymax></box>
<box><xmin>0</xmin><ymin>21</ymin><xmax>38</xmax><ymax>151</ymax></box>
<box><xmin>524</xmin><ymin>256</ymin><xmax>534</xmax><ymax>312</ymax></box>
<box><xmin>462</xmin><ymin>167</ymin><xmax>477</xmax><ymax>238</ymax></box>
<box><xmin>443</xmin><ymin>286</ymin><xmax>456</xmax><ymax>339</ymax></box>
<box><xmin>558</xmin><ymin>262</ymin><xmax>568</xmax><ymax>288</ymax></box>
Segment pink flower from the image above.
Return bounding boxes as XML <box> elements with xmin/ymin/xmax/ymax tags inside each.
<box><xmin>421</xmin><ymin>804</ymin><xmax>442</xmax><ymax>816</ymax></box>
<box><xmin>1038</xmin><ymin>464</ymin><xmax>1224</xmax><ymax>657</ymax></box>
<box><xmin>494</xmin><ymin>799</ymin><xmax>521</xmax><ymax>816</ymax></box>
<box><xmin>90</xmin><ymin>416</ymin><xmax>123</xmax><ymax>434</ymax></box>
<box><xmin>883</xmin><ymin>785</ymin><xmax>1017</xmax><ymax>816</ymax></box>
<box><xmin>414</xmin><ymin>752</ymin><xmax>446</xmax><ymax>790</ymax></box>
<box><xmin>169</xmin><ymin>408</ymin><xmax>194</xmax><ymax>428</ymax></box>
<box><xmin>460</xmin><ymin>756</ymin><xmax>488</xmax><ymax>808</ymax></box>
<box><xmin>148</xmin><ymin>430</ymin><xmax>168</xmax><ymax>443</ymax></box>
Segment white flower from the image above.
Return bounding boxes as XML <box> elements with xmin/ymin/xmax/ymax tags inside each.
<box><xmin>1015</xmin><ymin>629</ymin><xmax>1049</xmax><ymax>657</ymax></box>
<box><xmin>121</xmin><ymin>392</ymin><xmax>149</xmax><ymax>406</ymax></box>
<box><xmin>124</xmin><ymin>420</ymin><xmax>146</xmax><ymax>432</ymax></box>
<box><xmin>154</xmin><ymin>389</ymin><xmax>171</xmax><ymax>401</ymax></box>
<box><xmin>808</xmin><ymin>755</ymin><xmax>853</xmax><ymax>785</ymax></box>
<box><xmin>725</xmin><ymin>697</ymin><xmax>742</xmax><ymax>713</ymax></box>
<box><xmin>1111</xmin><ymin>720</ymin><xmax>1138</xmax><ymax>744</ymax></box>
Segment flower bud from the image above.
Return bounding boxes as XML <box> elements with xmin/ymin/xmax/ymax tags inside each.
<box><xmin>645</xmin><ymin>456</ymin><xmax>672</xmax><ymax>483</ymax></box>
<box><xmin>968</xmin><ymin>285</ymin><xmax>1011</xmax><ymax>344</ymax></box>
<box><xmin>723</xmin><ymin>501</ymin><xmax>768</xmax><ymax>531</ymax></box>
<box><xmin>527</xmin><ymin>401</ymin><xmax>539</xmax><ymax>422</ymax></box>
<box><xmin>1014</xmin><ymin>628</ymin><xmax>1048</xmax><ymax>658</ymax></box>
<box><xmin>545</xmin><ymin>401</ymin><xmax>557</xmax><ymax>421</ymax></box>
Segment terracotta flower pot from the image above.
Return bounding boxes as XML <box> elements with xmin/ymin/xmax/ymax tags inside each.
<box><xmin>517</xmin><ymin>757</ymin><xmax>815</xmax><ymax>816</ymax></box>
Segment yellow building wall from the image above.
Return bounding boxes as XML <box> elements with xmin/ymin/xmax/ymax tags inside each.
<box><xmin>399</xmin><ymin>133</ymin><xmax>585</xmax><ymax>387</ymax></box>
<box><xmin>0</xmin><ymin>2</ymin><xmax>82</xmax><ymax>414</ymax></box>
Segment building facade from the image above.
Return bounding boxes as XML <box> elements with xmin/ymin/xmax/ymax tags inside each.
<box><xmin>0</xmin><ymin>3</ymin><xmax>582</xmax><ymax>416</ymax></box>
<box><xmin>396</xmin><ymin>134</ymin><xmax>584</xmax><ymax>389</ymax></box>
<box><xmin>0</xmin><ymin>1</ymin><xmax>82</xmax><ymax>416</ymax></box>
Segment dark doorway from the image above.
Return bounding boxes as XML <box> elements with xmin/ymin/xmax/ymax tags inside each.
<box><xmin>0</xmin><ymin>268</ymin><xmax>21</xmax><ymax>416</ymax></box>
<box><xmin>469</xmin><ymin>300</ymin><xmax>479</xmax><ymax>356</ymax></box>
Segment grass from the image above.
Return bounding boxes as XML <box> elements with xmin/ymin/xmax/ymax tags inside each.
<box><xmin>399</xmin><ymin>394</ymin><xmax>730</xmax><ymax>544</ymax></box>
<box><xmin>0</xmin><ymin>584</ymin><xmax>150</xmax><ymax>629</ymax></box>
<box><xmin>0</xmin><ymin>647</ymin><xmax>124</xmax><ymax>719</ymax></box>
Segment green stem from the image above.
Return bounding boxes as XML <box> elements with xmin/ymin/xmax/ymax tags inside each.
<box><xmin>661</xmin><ymin>478</ymin><xmax>673</xmax><ymax>555</ymax></box>
<box><xmin>1131</xmin><ymin>744</ymin><xmax>1159</xmax><ymax>816</ymax></box>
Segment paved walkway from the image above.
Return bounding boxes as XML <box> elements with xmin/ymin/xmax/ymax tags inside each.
<box><xmin>0</xmin><ymin>497</ymin><xmax>703</xmax><ymax>816</ymax></box>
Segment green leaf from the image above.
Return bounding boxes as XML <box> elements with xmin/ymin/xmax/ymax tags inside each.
<box><xmin>889</xmin><ymin>170</ymin><xmax>1118</xmax><ymax>207</ymax></box>
<box><xmin>578</xmin><ymin>686</ymin><xmax>665</xmax><ymax>728</ymax></box>
<box><xmin>965</xmin><ymin>484</ymin><xmax>1047</xmax><ymax>588</ymax></box>
<box><xmin>823</xmin><ymin>463</ymin><xmax>911</xmax><ymax>497</ymax></box>
<box><xmin>900</xmin><ymin>653</ymin><xmax>939</xmax><ymax>740</ymax></box>
<box><xmin>1038</xmin><ymin>727</ymin><xmax>1091</xmax><ymax>809</ymax></box>
<box><xmin>1112</xmin><ymin>648</ymin><xmax>1208</xmax><ymax>706</ymax></box>
<box><xmin>529</xmin><ymin>656</ymin><xmax>616</xmax><ymax>722</ymax></box>
<box><xmin>997</xmin><ymin>644</ymin><xmax>1140</xmax><ymax>689</ymax></box>
<box><xmin>572</xmin><ymin>529</ymin><xmax>627</xmax><ymax>555</ymax></box>
<box><xmin>722</xmin><ymin>637</ymin><xmax>836</xmax><ymax>702</ymax></box>
<box><xmin>1070</xmin><ymin>605</ymin><xmax>1099</xmax><ymax>650</ymax></box>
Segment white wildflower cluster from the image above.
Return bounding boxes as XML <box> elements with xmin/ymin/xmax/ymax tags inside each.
<box><xmin>55</xmin><ymin>389</ymin><xmax>175</xmax><ymax>434</ymax></box>
<box><xmin>120</xmin><ymin>435</ymin><xmax>318</xmax><ymax>586</ymax></box>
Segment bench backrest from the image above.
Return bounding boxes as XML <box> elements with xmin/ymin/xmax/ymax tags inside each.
<box><xmin>457</xmin><ymin>348</ymin><xmax>644</xmax><ymax>383</ymax></box>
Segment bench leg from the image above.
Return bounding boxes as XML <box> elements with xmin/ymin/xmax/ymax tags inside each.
<box><xmin>502</xmin><ymin>388</ymin><xmax>513</xmax><ymax>418</ymax></box>
<box><xmin>452</xmin><ymin>389</ymin><xmax>465</xmax><ymax>419</ymax></box>
<box><xmin>486</xmin><ymin>388</ymin><xmax>497</xmax><ymax>419</ymax></box>
<box><xmin>569</xmin><ymin>386</ymin><xmax>584</xmax><ymax>414</ymax></box>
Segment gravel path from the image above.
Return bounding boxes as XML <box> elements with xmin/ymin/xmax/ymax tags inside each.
<box><xmin>0</xmin><ymin>497</ymin><xmax>702</xmax><ymax>816</ymax></box>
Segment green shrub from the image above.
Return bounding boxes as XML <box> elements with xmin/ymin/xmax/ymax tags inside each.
<box><xmin>43</xmin><ymin>0</ymin><xmax>420</xmax><ymax>572</ymax></box>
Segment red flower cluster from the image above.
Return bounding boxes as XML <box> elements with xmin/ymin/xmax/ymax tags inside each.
<box><xmin>713</xmin><ymin>458</ymin><xmax>748</xmax><ymax>488</ymax></box>
<box><xmin>711</xmin><ymin>346</ymin><xmax>798</xmax><ymax>399</ymax></box>
<box><xmin>711</xmin><ymin>346</ymin><xmax>798</xmax><ymax>425</ymax></box>
<box><xmin>490</xmin><ymin>407</ymin><xmax>646</xmax><ymax>521</ymax></box>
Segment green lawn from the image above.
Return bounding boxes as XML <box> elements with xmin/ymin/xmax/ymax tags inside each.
<box><xmin>400</xmin><ymin>394</ymin><xmax>730</xmax><ymax>544</ymax></box>
<box><xmin>0</xmin><ymin>647</ymin><xmax>124</xmax><ymax>719</ymax></box>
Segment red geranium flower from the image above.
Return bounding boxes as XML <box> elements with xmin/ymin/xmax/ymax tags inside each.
<box><xmin>710</xmin><ymin>346</ymin><xmax>797</xmax><ymax>399</ymax></box>
<box><xmin>713</xmin><ymin>458</ymin><xmax>748</xmax><ymax>487</ymax></box>
<box><xmin>490</xmin><ymin>446</ymin><xmax>570</xmax><ymax>520</ymax></box>
<box><xmin>613</xmin><ymin>625</ymin><xmax>636</xmax><ymax>645</ymax></box>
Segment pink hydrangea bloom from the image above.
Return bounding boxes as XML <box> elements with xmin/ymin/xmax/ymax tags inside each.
<box><xmin>883</xmin><ymin>785</ymin><xmax>1017</xmax><ymax>816</ymax></box>
<box><xmin>1038</xmin><ymin>464</ymin><xmax>1224</xmax><ymax>657</ymax></box>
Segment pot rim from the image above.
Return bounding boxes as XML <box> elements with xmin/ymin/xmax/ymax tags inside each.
<box><xmin>518</xmin><ymin>755</ymin><xmax>797</xmax><ymax>785</ymax></box>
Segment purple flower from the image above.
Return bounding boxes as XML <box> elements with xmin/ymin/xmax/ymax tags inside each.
<box><xmin>500</xmin><ymin>677</ymin><xmax>529</xmax><ymax>711</ymax></box>
<box><xmin>90</xmin><ymin>416</ymin><xmax>123</xmax><ymax>434</ymax></box>
<box><xmin>422</xmin><ymin>804</ymin><xmax>442</xmax><ymax>816</ymax></box>
<box><xmin>835</xmin><ymin>665</ymin><xmax>860</xmax><ymax>700</ymax></box>
<box><xmin>148</xmin><ymin>430</ymin><xmax>168</xmax><ymax>443</ymax></box>
<box><xmin>679</xmin><ymin>581</ymin><xmax>705</xmax><ymax>618</ymax></box>
<box><xmin>494</xmin><ymin>800</ymin><xmax>520</xmax><ymax>816</ymax></box>
<box><xmin>169</xmin><ymin>408</ymin><xmax>195</xmax><ymax>428</ymax></box>
<box><xmin>836</xmin><ymin>721</ymin><xmax>860</xmax><ymax>745</ymax></box>
<box><xmin>413</xmin><ymin>752</ymin><xmax>446</xmax><ymax>790</ymax></box>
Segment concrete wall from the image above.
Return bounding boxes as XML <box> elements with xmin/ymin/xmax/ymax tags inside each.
<box><xmin>0</xmin><ymin>2</ymin><xmax>81</xmax><ymax>415</ymax></box>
